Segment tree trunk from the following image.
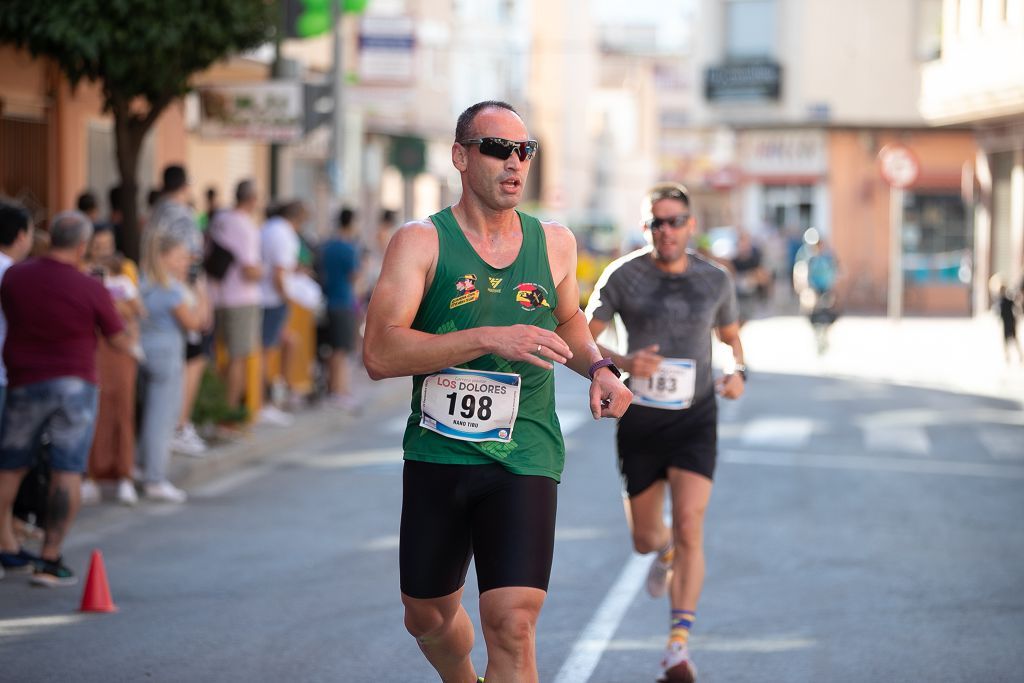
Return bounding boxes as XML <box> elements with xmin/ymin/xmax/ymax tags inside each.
<box><xmin>111</xmin><ymin>95</ymin><xmax>168</xmax><ymax>263</ymax></box>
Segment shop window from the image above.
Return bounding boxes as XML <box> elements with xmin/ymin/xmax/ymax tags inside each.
<box><xmin>901</xmin><ymin>191</ymin><xmax>970</xmax><ymax>284</ymax></box>
<box><xmin>916</xmin><ymin>0</ymin><xmax>943</xmax><ymax>60</ymax></box>
<box><xmin>725</xmin><ymin>0</ymin><xmax>777</xmax><ymax>60</ymax></box>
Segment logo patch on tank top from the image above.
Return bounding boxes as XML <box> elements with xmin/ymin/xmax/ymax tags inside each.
<box><xmin>514</xmin><ymin>282</ymin><xmax>550</xmax><ymax>311</ymax></box>
<box><xmin>487</xmin><ymin>277</ymin><xmax>503</xmax><ymax>293</ymax></box>
<box><xmin>450</xmin><ymin>273</ymin><xmax>480</xmax><ymax>309</ymax></box>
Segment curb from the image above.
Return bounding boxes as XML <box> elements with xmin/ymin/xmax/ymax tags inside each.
<box><xmin>168</xmin><ymin>375</ymin><xmax>410</xmax><ymax>491</ymax></box>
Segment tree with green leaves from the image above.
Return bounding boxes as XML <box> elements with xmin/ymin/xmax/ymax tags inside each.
<box><xmin>0</xmin><ymin>0</ymin><xmax>276</xmax><ymax>259</ymax></box>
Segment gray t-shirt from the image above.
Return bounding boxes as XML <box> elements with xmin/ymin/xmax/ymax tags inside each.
<box><xmin>586</xmin><ymin>247</ymin><xmax>738</xmax><ymax>404</ymax></box>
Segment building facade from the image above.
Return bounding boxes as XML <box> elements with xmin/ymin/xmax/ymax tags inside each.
<box><xmin>920</xmin><ymin>0</ymin><xmax>1024</xmax><ymax>312</ymax></box>
<box><xmin>683</xmin><ymin>0</ymin><xmax>977</xmax><ymax>315</ymax></box>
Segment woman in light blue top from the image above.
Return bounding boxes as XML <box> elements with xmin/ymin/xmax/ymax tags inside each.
<box><xmin>138</xmin><ymin>230</ymin><xmax>208</xmax><ymax>503</ymax></box>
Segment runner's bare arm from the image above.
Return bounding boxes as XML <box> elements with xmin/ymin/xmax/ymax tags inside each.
<box><xmin>714</xmin><ymin>321</ymin><xmax>745</xmax><ymax>399</ymax></box>
<box><xmin>363</xmin><ymin>221</ymin><xmax>571</xmax><ymax>379</ymax></box>
<box><xmin>545</xmin><ymin>222</ymin><xmax>632</xmax><ymax>418</ymax></box>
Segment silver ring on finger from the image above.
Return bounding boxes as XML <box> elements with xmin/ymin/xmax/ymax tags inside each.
<box><xmin>537</xmin><ymin>344</ymin><xmax>542</xmax><ymax>353</ymax></box>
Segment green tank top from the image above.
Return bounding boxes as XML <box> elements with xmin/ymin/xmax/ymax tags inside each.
<box><xmin>402</xmin><ymin>207</ymin><xmax>565</xmax><ymax>481</ymax></box>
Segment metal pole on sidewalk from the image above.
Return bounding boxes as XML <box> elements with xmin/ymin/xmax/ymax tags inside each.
<box><xmin>888</xmin><ymin>186</ymin><xmax>904</xmax><ymax>320</ymax></box>
<box><xmin>328</xmin><ymin>0</ymin><xmax>345</xmax><ymax>202</ymax></box>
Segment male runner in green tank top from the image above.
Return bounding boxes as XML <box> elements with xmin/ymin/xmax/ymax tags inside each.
<box><xmin>363</xmin><ymin>101</ymin><xmax>633</xmax><ymax>683</ymax></box>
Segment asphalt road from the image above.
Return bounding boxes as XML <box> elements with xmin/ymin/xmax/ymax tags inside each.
<box><xmin>2</xmin><ymin>366</ymin><xmax>1023</xmax><ymax>682</ymax></box>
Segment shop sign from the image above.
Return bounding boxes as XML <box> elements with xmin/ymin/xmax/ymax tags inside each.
<box><xmin>739</xmin><ymin>130</ymin><xmax>827</xmax><ymax>177</ymax></box>
<box><xmin>359</xmin><ymin>15</ymin><xmax>416</xmax><ymax>84</ymax></box>
<box><xmin>196</xmin><ymin>81</ymin><xmax>303</xmax><ymax>143</ymax></box>
<box><xmin>705</xmin><ymin>61</ymin><xmax>782</xmax><ymax>101</ymax></box>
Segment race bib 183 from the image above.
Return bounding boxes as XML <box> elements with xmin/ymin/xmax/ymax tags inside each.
<box><xmin>420</xmin><ymin>368</ymin><xmax>522</xmax><ymax>442</ymax></box>
<box><xmin>630</xmin><ymin>358</ymin><xmax>696</xmax><ymax>410</ymax></box>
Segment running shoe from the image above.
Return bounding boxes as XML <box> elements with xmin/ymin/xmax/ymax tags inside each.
<box><xmin>30</xmin><ymin>557</ymin><xmax>78</xmax><ymax>587</ymax></box>
<box><xmin>658</xmin><ymin>641</ymin><xmax>697</xmax><ymax>683</ymax></box>
<box><xmin>646</xmin><ymin>548</ymin><xmax>674</xmax><ymax>598</ymax></box>
<box><xmin>0</xmin><ymin>547</ymin><xmax>41</xmax><ymax>573</ymax></box>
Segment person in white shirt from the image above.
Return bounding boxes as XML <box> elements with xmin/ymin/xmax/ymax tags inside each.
<box><xmin>256</xmin><ymin>200</ymin><xmax>306</xmax><ymax>426</ymax></box>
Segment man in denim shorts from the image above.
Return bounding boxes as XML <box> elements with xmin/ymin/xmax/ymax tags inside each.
<box><xmin>0</xmin><ymin>211</ymin><xmax>133</xmax><ymax>587</ymax></box>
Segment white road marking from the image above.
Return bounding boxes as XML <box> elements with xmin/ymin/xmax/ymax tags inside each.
<box><xmin>551</xmin><ymin>552</ymin><xmax>650</xmax><ymax>683</ymax></box>
<box><xmin>599</xmin><ymin>633</ymin><xmax>816</xmax><ymax>653</ymax></box>
<box><xmin>863</xmin><ymin>426</ymin><xmax>931</xmax><ymax>456</ymax></box>
<box><xmin>298</xmin><ymin>448</ymin><xmax>404</xmax><ymax>469</ymax></box>
<box><xmin>0</xmin><ymin>614</ymin><xmax>88</xmax><ymax>637</ymax></box>
<box><xmin>977</xmin><ymin>428</ymin><xmax>1024</xmax><ymax>460</ymax></box>
<box><xmin>740</xmin><ymin>417</ymin><xmax>815</xmax><ymax>448</ymax></box>
<box><xmin>721</xmin><ymin>448</ymin><xmax>1024</xmax><ymax>479</ymax></box>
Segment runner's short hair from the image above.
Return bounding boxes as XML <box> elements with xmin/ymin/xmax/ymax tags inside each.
<box><xmin>642</xmin><ymin>182</ymin><xmax>690</xmax><ymax>218</ymax></box>
<box><xmin>455</xmin><ymin>100</ymin><xmax>519</xmax><ymax>143</ymax></box>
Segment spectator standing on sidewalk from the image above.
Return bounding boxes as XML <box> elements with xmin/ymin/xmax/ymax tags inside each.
<box><xmin>0</xmin><ymin>211</ymin><xmax>133</xmax><ymax>586</ymax></box>
<box><xmin>730</xmin><ymin>230</ymin><xmax>768</xmax><ymax>326</ymax></box>
<box><xmin>146</xmin><ymin>164</ymin><xmax>210</xmax><ymax>456</ymax></box>
<box><xmin>0</xmin><ymin>199</ymin><xmax>34</xmax><ymax>578</ymax></box>
<box><xmin>137</xmin><ymin>230</ymin><xmax>209</xmax><ymax>503</ymax></box>
<box><xmin>319</xmin><ymin>207</ymin><xmax>362</xmax><ymax>410</ymax></box>
<box><xmin>76</xmin><ymin>190</ymin><xmax>102</xmax><ymax>227</ymax></box>
<box><xmin>80</xmin><ymin>226</ymin><xmax>144</xmax><ymax>506</ymax></box>
<box><xmin>997</xmin><ymin>284</ymin><xmax>1022</xmax><ymax>364</ymax></box>
<box><xmin>208</xmin><ymin>180</ymin><xmax>263</xmax><ymax>417</ymax></box>
<box><xmin>257</xmin><ymin>200</ymin><xmax>306</xmax><ymax>426</ymax></box>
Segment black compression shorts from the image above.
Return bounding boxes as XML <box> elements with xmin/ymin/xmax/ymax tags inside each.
<box><xmin>399</xmin><ymin>460</ymin><xmax>557</xmax><ymax>600</ymax></box>
<box><xmin>616</xmin><ymin>396</ymin><xmax>718</xmax><ymax>497</ymax></box>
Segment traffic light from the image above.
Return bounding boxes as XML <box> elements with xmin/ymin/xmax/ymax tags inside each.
<box><xmin>284</xmin><ymin>0</ymin><xmax>370</xmax><ymax>39</ymax></box>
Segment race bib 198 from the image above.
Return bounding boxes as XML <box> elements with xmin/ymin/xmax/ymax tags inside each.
<box><xmin>630</xmin><ymin>358</ymin><xmax>696</xmax><ymax>410</ymax></box>
<box><xmin>420</xmin><ymin>368</ymin><xmax>522</xmax><ymax>442</ymax></box>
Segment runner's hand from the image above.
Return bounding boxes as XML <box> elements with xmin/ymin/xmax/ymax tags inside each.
<box><xmin>627</xmin><ymin>344</ymin><xmax>662</xmax><ymax>378</ymax></box>
<box><xmin>486</xmin><ymin>324</ymin><xmax>572</xmax><ymax>370</ymax></box>
<box><xmin>590</xmin><ymin>368</ymin><xmax>632</xmax><ymax>419</ymax></box>
<box><xmin>715</xmin><ymin>372</ymin><xmax>744</xmax><ymax>399</ymax></box>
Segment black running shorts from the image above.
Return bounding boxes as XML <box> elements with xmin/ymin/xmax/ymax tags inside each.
<box><xmin>399</xmin><ymin>460</ymin><xmax>557</xmax><ymax>600</ymax></box>
<box><xmin>615</xmin><ymin>396</ymin><xmax>717</xmax><ymax>497</ymax></box>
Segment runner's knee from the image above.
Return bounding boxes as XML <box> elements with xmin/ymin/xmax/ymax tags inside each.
<box><xmin>402</xmin><ymin>598</ymin><xmax>458</xmax><ymax>641</ymax></box>
<box><xmin>632</xmin><ymin>528</ymin><xmax>667</xmax><ymax>554</ymax></box>
<box><xmin>672</xmin><ymin>506</ymin><xmax>706</xmax><ymax>549</ymax></box>
<box><xmin>482</xmin><ymin>606</ymin><xmax>538</xmax><ymax>652</ymax></box>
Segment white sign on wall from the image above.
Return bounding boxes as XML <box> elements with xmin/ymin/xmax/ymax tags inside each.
<box><xmin>739</xmin><ymin>130</ymin><xmax>828</xmax><ymax>177</ymax></box>
<box><xmin>358</xmin><ymin>15</ymin><xmax>416</xmax><ymax>84</ymax></box>
<box><xmin>196</xmin><ymin>81</ymin><xmax>303</xmax><ymax>143</ymax></box>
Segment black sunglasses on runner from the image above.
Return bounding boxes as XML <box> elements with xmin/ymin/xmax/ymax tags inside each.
<box><xmin>460</xmin><ymin>137</ymin><xmax>539</xmax><ymax>162</ymax></box>
<box><xmin>645</xmin><ymin>214</ymin><xmax>691</xmax><ymax>231</ymax></box>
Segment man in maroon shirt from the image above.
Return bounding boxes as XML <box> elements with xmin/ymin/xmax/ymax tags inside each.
<box><xmin>0</xmin><ymin>211</ymin><xmax>133</xmax><ymax>587</ymax></box>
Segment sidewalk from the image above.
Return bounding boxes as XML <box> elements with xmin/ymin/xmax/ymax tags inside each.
<box><xmin>166</xmin><ymin>370</ymin><xmax>410</xmax><ymax>491</ymax></box>
<box><xmin>735</xmin><ymin>314</ymin><xmax>1024</xmax><ymax>406</ymax></box>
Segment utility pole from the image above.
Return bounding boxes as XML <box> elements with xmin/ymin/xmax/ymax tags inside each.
<box><xmin>328</xmin><ymin>0</ymin><xmax>345</xmax><ymax>201</ymax></box>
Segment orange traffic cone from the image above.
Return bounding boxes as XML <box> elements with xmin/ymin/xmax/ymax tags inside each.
<box><xmin>79</xmin><ymin>549</ymin><xmax>117</xmax><ymax>613</ymax></box>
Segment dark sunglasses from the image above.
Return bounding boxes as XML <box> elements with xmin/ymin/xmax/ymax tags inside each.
<box><xmin>460</xmin><ymin>137</ymin><xmax>539</xmax><ymax>162</ymax></box>
<box><xmin>646</xmin><ymin>215</ymin><xmax>691</xmax><ymax>231</ymax></box>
